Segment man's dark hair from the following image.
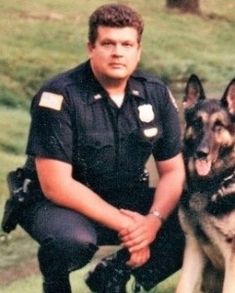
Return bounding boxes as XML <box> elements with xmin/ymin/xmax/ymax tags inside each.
<box><xmin>88</xmin><ymin>4</ymin><xmax>144</xmax><ymax>44</ymax></box>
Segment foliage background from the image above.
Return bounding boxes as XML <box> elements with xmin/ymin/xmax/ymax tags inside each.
<box><xmin>0</xmin><ymin>0</ymin><xmax>234</xmax><ymax>292</ymax></box>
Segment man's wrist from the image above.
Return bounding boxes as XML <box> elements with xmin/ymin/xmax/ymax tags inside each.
<box><xmin>148</xmin><ymin>209</ymin><xmax>165</xmax><ymax>224</ymax></box>
<box><xmin>116</xmin><ymin>211</ymin><xmax>133</xmax><ymax>232</ymax></box>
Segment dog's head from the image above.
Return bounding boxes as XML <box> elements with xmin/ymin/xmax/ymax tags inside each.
<box><xmin>183</xmin><ymin>75</ymin><xmax>235</xmax><ymax>185</ymax></box>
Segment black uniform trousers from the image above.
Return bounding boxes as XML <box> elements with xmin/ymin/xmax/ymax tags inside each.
<box><xmin>18</xmin><ymin>186</ymin><xmax>185</xmax><ymax>291</ymax></box>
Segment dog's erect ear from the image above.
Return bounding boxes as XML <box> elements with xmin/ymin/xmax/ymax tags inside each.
<box><xmin>221</xmin><ymin>78</ymin><xmax>235</xmax><ymax>115</ymax></box>
<box><xmin>183</xmin><ymin>74</ymin><xmax>206</xmax><ymax>110</ymax></box>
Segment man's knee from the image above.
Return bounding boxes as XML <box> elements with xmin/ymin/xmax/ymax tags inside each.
<box><xmin>38</xmin><ymin>235</ymin><xmax>98</xmax><ymax>278</ymax></box>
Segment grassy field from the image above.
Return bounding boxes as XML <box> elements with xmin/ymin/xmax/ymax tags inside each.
<box><xmin>1</xmin><ymin>0</ymin><xmax>235</xmax><ymax>108</ymax></box>
<box><xmin>0</xmin><ymin>0</ymin><xmax>235</xmax><ymax>292</ymax></box>
<box><xmin>1</xmin><ymin>262</ymin><xmax>179</xmax><ymax>293</ymax></box>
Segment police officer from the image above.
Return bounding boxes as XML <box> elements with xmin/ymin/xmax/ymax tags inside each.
<box><xmin>18</xmin><ymin>4</ymin><xmax>185</xmax><ymax>293</ymax></box>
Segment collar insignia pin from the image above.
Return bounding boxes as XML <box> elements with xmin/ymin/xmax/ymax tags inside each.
<box><xmin>132</xmin><ymin>90</ymin><xmax>140</xmax><ymax>96</ymax></box>
<box><xmin>94</xmin><ymin>94</ymin><xmax>102</xmax><ymax>100</ymax></box>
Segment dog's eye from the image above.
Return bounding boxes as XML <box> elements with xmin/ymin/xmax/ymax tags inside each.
<box><xmin>213</xmin><ymin>122</ymin><xmax>225</xmax><ymax>132</ymax></box>
<box><xmin>214</xmin><ymin>125</ymin><xmax>224</xmax><ymax>132</ymax></box>
<box><xmin>192</xmin><ymin>119</ymin><xmax>202</xmax><ymax>130</ymax></box>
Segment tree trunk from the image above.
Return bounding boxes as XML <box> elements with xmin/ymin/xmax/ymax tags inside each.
<box><xmin>166</xmin><ymin>0</ymin><xmax>200</xmax><ymax>14</ymax></box>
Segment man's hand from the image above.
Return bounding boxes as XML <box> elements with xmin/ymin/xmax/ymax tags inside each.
<box><xmin>126</xmin><ymin>245</ymin><xmax>150</xmax><ymax>267</ymax></box>
<box><xmin>119</xmin><ymin>209</ymin><xmax>162</xmax><ymax>253</ymax></box>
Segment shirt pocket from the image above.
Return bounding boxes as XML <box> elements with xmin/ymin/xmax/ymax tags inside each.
<box><xmin>137</xmin><ymin>121</ymin><xmax>162</xmax><ymax>146</ymax></box>
<box><xmin>83</xmin><ymin>132</ymin><xmax>115</xmax><ymax>173</ymax></box>
<box><xmin>123</xmin><ymin>126</ymin><xmax>162</xmax><ymax>171</ymax></box>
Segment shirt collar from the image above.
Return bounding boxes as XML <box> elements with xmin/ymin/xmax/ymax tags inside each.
<box><xmin>82</xmin><ymin>61</ymin><xmax>107</xmax><ymax>104</ymax></box>
<box><xmin>126</xmin><ymin>75</ymin><xmax>146</xmax><ymax>100</ymax></box>
<box><xmin>87</xmin><ymin>88</ymin><xmax>107</xmax><ymax>105</ymax></box>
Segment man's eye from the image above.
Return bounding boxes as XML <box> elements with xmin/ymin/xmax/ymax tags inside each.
<box><xmin>123</xmin><ymin>43</ymin><xmax>132</xmax><ymax>48</ymax></box>
<box><xmin>103</xmin><ymin>42</ymin><xmax>113</xmax><ymax>47</ymax></box>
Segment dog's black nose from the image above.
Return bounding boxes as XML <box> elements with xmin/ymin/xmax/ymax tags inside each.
<box><xmin>196</xmin><ymin>137</ymin><xmax>210</xmax><ymax>159</ymax></box>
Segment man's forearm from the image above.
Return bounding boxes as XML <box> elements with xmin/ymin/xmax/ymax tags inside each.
<box><xmin>150</xmin><ymin>170</ymin><xmax>185</xmax><ymax>221</ymax></box>
<box><xmin>43</xmin><ymin>177</ymin><xmax>134</xmax><ymax>232</ymax></box>
<box><xmin>150</xmin><ymin>154</ymin><xmax>185</xmax><ymax>221</ymax></box>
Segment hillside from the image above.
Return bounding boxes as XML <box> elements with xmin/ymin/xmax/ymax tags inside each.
<box><xmin>0</xmin><ymin>1</ymin><xmax>235</xmax><ymax>291</ymax></box>
<box><xmin>1</xmin><ymin>0</ymin><xmax>235</xmax><ymax>109</ymax></box>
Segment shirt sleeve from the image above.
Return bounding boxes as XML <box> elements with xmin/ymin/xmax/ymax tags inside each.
<box><xmin>26</xmin><ymin>88</ymin><xmax>73</xmax><ymax>164</ymax></box>
<box><xmin>152</xmin><ymin>87</ymin><xmax>182</xmax><ymax>161</ymax></box>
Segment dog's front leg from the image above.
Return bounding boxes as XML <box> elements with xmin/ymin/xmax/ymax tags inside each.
<box><xmin>223</xmin><ymin>241</ymin><xmax>235</xmax><ymax>293</ymax></box>
<box><xmin>176</xmin><ymin>234</ymin><xmax>205</xmax><ymax>293</ymax></box>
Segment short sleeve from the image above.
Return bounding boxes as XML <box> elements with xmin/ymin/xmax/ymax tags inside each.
<box><xmin>26</xmin><ymin>89</ymin><xmax>73</xmax><ymax>164</ymax></box>
<box><xmin>152</xmin><ymin>87</ymin><xmax>182</xmax><ymax>161</ymax></box>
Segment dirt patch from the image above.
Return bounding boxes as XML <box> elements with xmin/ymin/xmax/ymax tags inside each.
<box><xmin>19</xmin><ymin>11</ymin><xmax>65</xmax><ymax>21</ymax></box>
<box><xmin>0</xmin><ymin>257</ymin><xmax>39</xmax><ymax>286</ymax></box>
<box><xmin>0</xmin><ymin>231</ymin><xmax>39</xmax><ymax>286</ymax></box>
<box><xmin>0</xmin><ymin>245</ymin><xmax>118</xmax><ymax>287</ymax></box>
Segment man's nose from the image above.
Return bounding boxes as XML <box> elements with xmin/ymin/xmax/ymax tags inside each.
<box><xmin>112</xmin><ymin>44</ymin><xmax>123</xmax><ymax>56</ymax></box>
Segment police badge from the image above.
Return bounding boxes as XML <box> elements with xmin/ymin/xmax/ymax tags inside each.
<box><xmin>138</xmin><ymin>104</ymin><xmax>155</xmax><ymax>123</ymax></box>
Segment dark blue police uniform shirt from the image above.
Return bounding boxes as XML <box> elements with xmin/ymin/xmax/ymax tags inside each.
<box><xmin>26</xmin><ymin>60</ymin><xmax>181</xmax><ymax>193</ymax></box>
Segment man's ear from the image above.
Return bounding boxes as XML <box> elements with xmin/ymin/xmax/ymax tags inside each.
<box><xmin>183</xmin><ymin>74</ymin><xmax>206</xmax><ymax>110</ymax></box>
<box><xmin>87</xmin><ymin>42</ymin><xmax>95</xmax><ymax>57</ymax></box>
<box><xmin>221</xmin><ymin>78</ymin><xmax>235</xmax><ymax>114</ymax></box>
<box><xmin>137</xmin><ymin>43</ymin><xmax>142</xmax><ymax>63</ymax></box>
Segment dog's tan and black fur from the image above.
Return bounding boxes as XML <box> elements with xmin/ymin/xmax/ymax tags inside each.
<box><xmin>176</xmin><ymin>75</ymin><xmax>235</xmax><ymax>293</ymax></box>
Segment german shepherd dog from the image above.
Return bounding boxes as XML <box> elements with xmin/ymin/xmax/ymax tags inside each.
<box><xmin>176</xmin><ymin>75</ymin><xmax>235</xmax><ymax>293</ymax></box>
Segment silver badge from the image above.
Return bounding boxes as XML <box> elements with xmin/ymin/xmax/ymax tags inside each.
<box><xmin>138</xmin><ymin>104</ymin><xmax>155</xmax><ymax>123</ymax></box>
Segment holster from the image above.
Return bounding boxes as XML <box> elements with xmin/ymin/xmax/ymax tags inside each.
<box><xmin>1</xmin><ymin>166</ymin><xmax>36</xmax><ymax>233</ymax></box>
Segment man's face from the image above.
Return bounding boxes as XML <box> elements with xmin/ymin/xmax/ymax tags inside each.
<box><xmin>88</xmin><ymin>26</ymin><xmax>141</xmax><ymax>83</ymax></box>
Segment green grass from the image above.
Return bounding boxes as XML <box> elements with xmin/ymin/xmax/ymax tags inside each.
<box><xmin>1</xmin><ymin>262</ymin><xmax>179</xmax><ymax>293</ymax></box>
<box><xmin>0</xmin><ymin>108</ymin><xmax>29</xmax><ymax>194</ymax></box>
<box><xmin>0</xmin><ymin>240</ymin><xmax>179</xmax><ymax>292</ymax></box>
<box><xmin>0</xmin><ymin>0</ymin><xmax>235</xmax><ymax>291</ymax></box>
<box><xmin>0</xmin><ymin>0</ymin><xmax>235</xmax><ymax>108</ymax></box>
<box><xmin>0</xmin><ymin>107</ymin><xmax>29</xmax><ymax>256</ymax></box>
